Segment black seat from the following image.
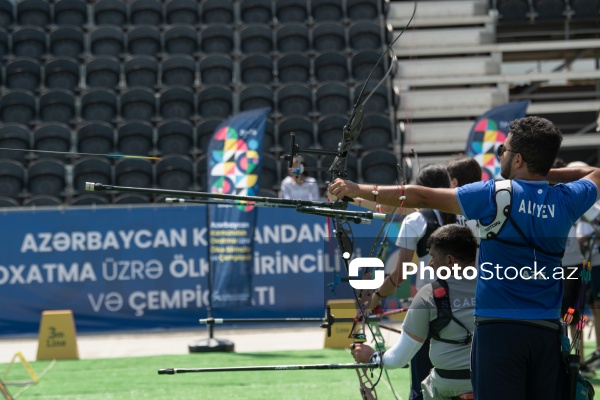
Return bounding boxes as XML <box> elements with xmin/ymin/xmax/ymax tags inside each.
<box><xmin>28</xmin><ymin>158</ymin><xmax>67</xmax><ymax>198</ymax></box>
<box><xmin>0</xmin><ymin>0</ymin><xmax>14</xmax><ymax>27</ymax></box>
<box><xmin>197</xmin><ymin>85</ymin><xmax>233</xmax><ymax>118</ymax></box>
<box><xmin>120</xmin><ymin>86</ymin><xmax>156</xmax><ymax>121</ymax></box>
<box><xmin>162</xmin><ymin>54</ymin><xmax>196</xmax><ymax>87</ymax></box>
<box><xmin>33</xmin><ymin>122</ymin><xmax>72</xmax><ymax>161</ymax></box>
<box><xmin>77</xmin><ymin>121</ymin><xmax>115</xmax><ymax>156</ymax></box>
<box><xmin>315</xmin><ymin>82</ymin><xmax>351</xmax><ymax>115</ymax></box>
<box><xmin>159</xmin><ymin>86</ymin><xmax>195</xmax><ymax>119</ymax></box>
<box><xmin>5</xmin><ymin>57</ymin><xmax>41</xmax><ymax>92</ymax></box>
<box><xmin>200</xmin><ymin>24</ymin><xmax>235</xmax><ymax>54</ymax></box>
<box><xmin>275</xmin><ymin>0</ymin><xmax>309</xmax><ymax>23</ymax></box>
<box><xmin>276</xmin><ymin>52</ymin><xmax>311</xmax><ymax>83</ymax></box>
<box><xmin>312</xmin><ymin>0</ymin><xmax>344</xmax><ymax>22</ymax></box>
<box><xmin>38</xmin><ymin>89</ymin><xmax>77</xmax><ymax>123</ymax></box>
<box><xmin>70</xmin><ymin>193</ymin><xmax>111</xmax><ymax>206</ymax></box>
<box><xmin>354</xmin><ymin>80</ymin><xmax>393</xmax><ymax>113</ymax></box>
<box><xmin>0</xmin><ymin>28</ymin><xmax>7</xmax><ymax>58</ymax></box>
<box><xmin>113</xmin><ymin>193</ymin><xmax>151</xmax><ymax>204</ymax></box>
<box><xmin>259</xmin><ymin>153</ymin><xmax>279</xmax><ymax>190</ymax></box>
<box><xmin>0</xmin><ymin>159</ymin><xmax>26</xmax><ymax>200</ymax></box>
<box><xmin>115</xmin><ymin>158</ymin><xmax>153</xmax><ymax>188</ymax></box>
<box><xmin>196</xmin><ymin>117</ymin><xmax>225</xmax><ymax>153</ymax></box>
<box><xmin>312</xmin><ymin>22</ymin><xmax>346</xmax><ymax>52</ymax></box>
<box><xmin>157</xmin><ymin>118</ymin><xmax>194</xmax><ymax>155</ymax></box>
<box><xmin>12</xmin><ymin>26</ymin><xmax>46</xmax><ymax>59</ymax></box>
<box><xmin>349</xmin><ymin>21</ymin><xmax>384</xmax><ymax>51</ymax></box>
<box><xmin>361</xmin><ymin>148</ymin><xmax>398</xmax><ymax>184</ymax></box>
<box><xmin>240</xmin><ymin>0</ymin><xmax>273</xmax><ymax>23</ymax></box>
<box><xmin>49</xmin><ymin>26</ymin><xmax>85</xmax><ymax>59</ymax></box>
<box><xmin>0</xmin><ymin>123</ymin><xmax>31</xmax><ymax>164</ymax></box>
<box><xmin>277</xmin><ymin>83</ymin><xmax>313</xmax><ymax>116</ymax></box>
<box><xmin>117</xmin><ymin>120</ymin><xmax>155</xmax><ymax>157</ymax></box>
<box><xmin>240</xmin><ymin>24</ymin><xmax>274</xmax><ymax>54</ymax></box>
<box><xmin>72</xmin><ymin>156</ymin><xmax>113</xmax><ymax>194</ymax></box>
<box><xmin>163</xmin><ymin>25</ymin><xmax>198</xmax><ymax>55</ymax></box>
<box><xmin>16</xmin><ymin>0</ymin><xmax>50</xmax><ymax>26</ymax></box>
<box><xmin>44</xmin><ymin>57</ymin><xmax>80</xmax><ymax>91</ymax></box>
<box><xmin>570</xmin><ymin>0</ymin><xmax>600</xmax><ymax>19</ymax></box>
<box><xmin>124</xmin><ymin>55</ymin><xmax>159</xmax><ymax>88</ymax></box>
<box><xmin>315</xmin><ymin>51</ymin><xmax>349</xmax><ymax>82</ymax></box>
<box><xmin>165</xmin><ymin>0</ymin><xmax>199</xmax><ymax>24</ymax></box>
<box><xmin>156</xmin><ymin>154</ymin><xmax>194</xmax><ymax>190</ymax></box>
<box><xmin>0</xmin><ymin>196</ymin><xmax>20</xmax><ymax>207</ymax></box>
<box><xmin>346</xmin><ymin>0</ymin><xmax>383</xmax><ymax>20</ymax></box>
<box><xmin>90</xmin><ymin>25</ymin><xmax>125</xmax><ymax>57</ymax></box>
<box><xmin>276</xmin><ymin>23</ymin><xmax>310</xmax><ymax>53</ymax></box>
<box><xmin>278</xmin><ymin>115</ymin><xmax>315</xmax><ymax>152</ymax></box>
<box><xmin>239</xmin><ymin>84</ymin><xmax>273</xmax><ymax>112</ymax></box>
<box><xmin>498</xmin><ymin>0</ymin><xmax>531</xmax><ymax>22</ymax></box>
<box><xmin>534</xmin><ymin>0</ymin><xmax>566</xmax><ymax>20</ymax></box>
<box><xmin>53</xmin><ymin>0</ymin><xmax>87</xmax><ymax>26</ymax></box>
<box><xmin>85</xmin><ymin>55</ymin><xmax>121</xmax><ymax>89</ymax></box>
<box><xmin>201</xmin><ymin>0</ymin><xmax>234</xmax><ymax>24</ymax></box>
<box><xmin>357</xmin><ymin>113</ymin><xmax>393</xmax><ymax>151</ymax></box>
<box><xmin>317</xmin><ymin>113</ymin><xmax>347</xmax><ymax>150</ymax></box>
<box><xmin>198</xmin><ymin>54</ymin><xmax>234</xmax><ymax>85</ymax></box>
<box><xmin>130</xmin><ymin>0</ymin><xmax>163</xmax><ymax>25</ymax></box>
<box><xmin>23</xmin><ymin>194</ymin><xmax>63</xmax><ymax>206</ymax></box>
<box><xmin>240</xmin><ymin>53</ymin><xmax>273</xmax><ymax>84</ymax></box>
<box><xmin>0</xmin><ymin>89</ymin><xmax>37</xmax><ymax>125</ymax></box>
<box><xmin>127</xmin><ymin>25</ymin><xmax>161</xmax><ymax>56</ymax></box>
<box><xmin>351</xmin><ymin>50</ymin><xmax>385</xmax><ymax>81</ymax></box>
<box><xmin>80</xmin><ymin>88</ymin><xmax>119</xmax><ymax>122</ymax></box>
<box><xmin>94</xmin><ymin>0</ymin><xmax>127</xmax><ymax>26</ymax></box>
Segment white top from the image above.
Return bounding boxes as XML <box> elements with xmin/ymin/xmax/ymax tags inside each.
<box><xmin>280</xmin><ymin>176</ymin><xmax>320</xmax><ymax>201</ymax></box>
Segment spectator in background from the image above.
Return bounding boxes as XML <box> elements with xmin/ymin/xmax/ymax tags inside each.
<box><xmin>279</xmin><ymin>156</ymin><xmax>320</xmax><ymax>201</ymax></box>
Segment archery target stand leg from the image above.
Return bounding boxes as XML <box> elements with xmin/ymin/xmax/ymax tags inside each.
<box><xmin>0</xmin><ymin>380</ymin><xmax>12</xmax><ymax>400</ymax></box>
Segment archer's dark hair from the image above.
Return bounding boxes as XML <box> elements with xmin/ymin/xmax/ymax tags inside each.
<box><xmin>447</xmin><ymin>157</ymin><xmax>482</xmax><ymax>186</ymax></box>
<box><xmin>416</xmin><ymin>164</ymin><xmax>451</xmax><ymax>189</ymax></box>
<box><xmin>416</xmin><ymin>164</ymin><xmax>455</xmax><ymax>225</ymax></box>
<box><xmin>427</xmin><ymin>224</ymin><xmax>477</xmax><ymax>264</ymax></box>
<box><xmin>509</xmin><ymin>116</ymin><xmax>563</xmax><ymax>175</ymax></box>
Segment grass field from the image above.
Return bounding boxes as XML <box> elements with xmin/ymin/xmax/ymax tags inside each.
<box><xmin>3</xmin><ymin>345</ymin><xmax>600</xmax><ymax>399</ymax></box>
<box><xmin>0</xmin><ymin>349</ymin><xmax>410</xmax><ymax>400</ymax></box>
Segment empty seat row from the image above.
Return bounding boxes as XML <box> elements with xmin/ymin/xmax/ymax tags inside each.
<box><xmin>0</xmin><ymin>110</ymin><xmax>396</xmax><ymax>164</ymax></box>
<box><xmin>0</xmin><ymin>51</ymin><xmax>391</xmax><ymax>95</ymax></box>
<box><xmin>0</xmin><ymin>80</ymin><xmax>397</xmax><ymax>125</ymax></box>
<box><xmin>0</xmin><ymin>0</ymin><xmax>387</xmax><ymax>28</ymax></box>
<box><xmin>0</xmin><ymin>21</ymin><xmax>389</xmax><ymax>60</ymax></box>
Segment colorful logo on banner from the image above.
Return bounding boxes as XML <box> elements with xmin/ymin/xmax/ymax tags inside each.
<box><xmin>210</xmin><ymin>126</ymin><xmax>261</xmax><ymax>211</ymax></box>
<box><xmin>466</xmin><ymin>101</ymin><xmax>529</xmax><ymax>180</ymax></box>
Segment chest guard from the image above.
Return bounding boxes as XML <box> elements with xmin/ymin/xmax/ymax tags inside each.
<box><xmin>416</xmin><ymin>209</ymin><xmax>441</xmax><ymax>257</ymax></box>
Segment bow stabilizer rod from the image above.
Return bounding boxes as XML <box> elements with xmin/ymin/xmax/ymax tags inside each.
<box><xmin>158</xmin><ymin>363</ymin><xmax>379</xmax><ymax>375</ymax></box>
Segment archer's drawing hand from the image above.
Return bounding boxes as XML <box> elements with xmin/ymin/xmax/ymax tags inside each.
<box><xmin>350</xmin><ymin>343</ymin><xmax>375</xmax><ymax>363</ymax></box>
<box><xmin>328</xmin><ymin>178</ymin><xmax>360</xmax><ymax>199</ymax></box>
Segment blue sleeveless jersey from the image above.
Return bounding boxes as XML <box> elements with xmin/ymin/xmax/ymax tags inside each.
<box><xmin>457</xmin><ymin>178</ymin><xmax>598</xmax><ymax>319</ymax></box>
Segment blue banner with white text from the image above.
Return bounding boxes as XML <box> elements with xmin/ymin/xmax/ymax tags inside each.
<box><xmin>207</xmin><ymin>108</ymin><xmax>270</xmax><ymax>308</ymax></box>
<box><xmin>0</xmin><ymin>203</ymin><xmax>395</xmax><ymax>336</ymax></box>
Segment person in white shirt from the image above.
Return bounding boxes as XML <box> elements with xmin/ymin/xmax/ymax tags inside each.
<box><xmin>279</xmin><ymin>156</ymin><xmax>320</xmax><ymax>201</ymax></box>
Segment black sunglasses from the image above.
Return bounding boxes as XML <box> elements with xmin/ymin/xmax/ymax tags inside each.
<box><xmin>497</xmin><ymin>144</ymin><xmax>519</xmax><ymax>158</ymax></box>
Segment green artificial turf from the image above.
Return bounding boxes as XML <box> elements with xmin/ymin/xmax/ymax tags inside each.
<box><xmin>0</xmin><ymin>349</ymin><xmax>410</xmax><ymax>400</ymax></box>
